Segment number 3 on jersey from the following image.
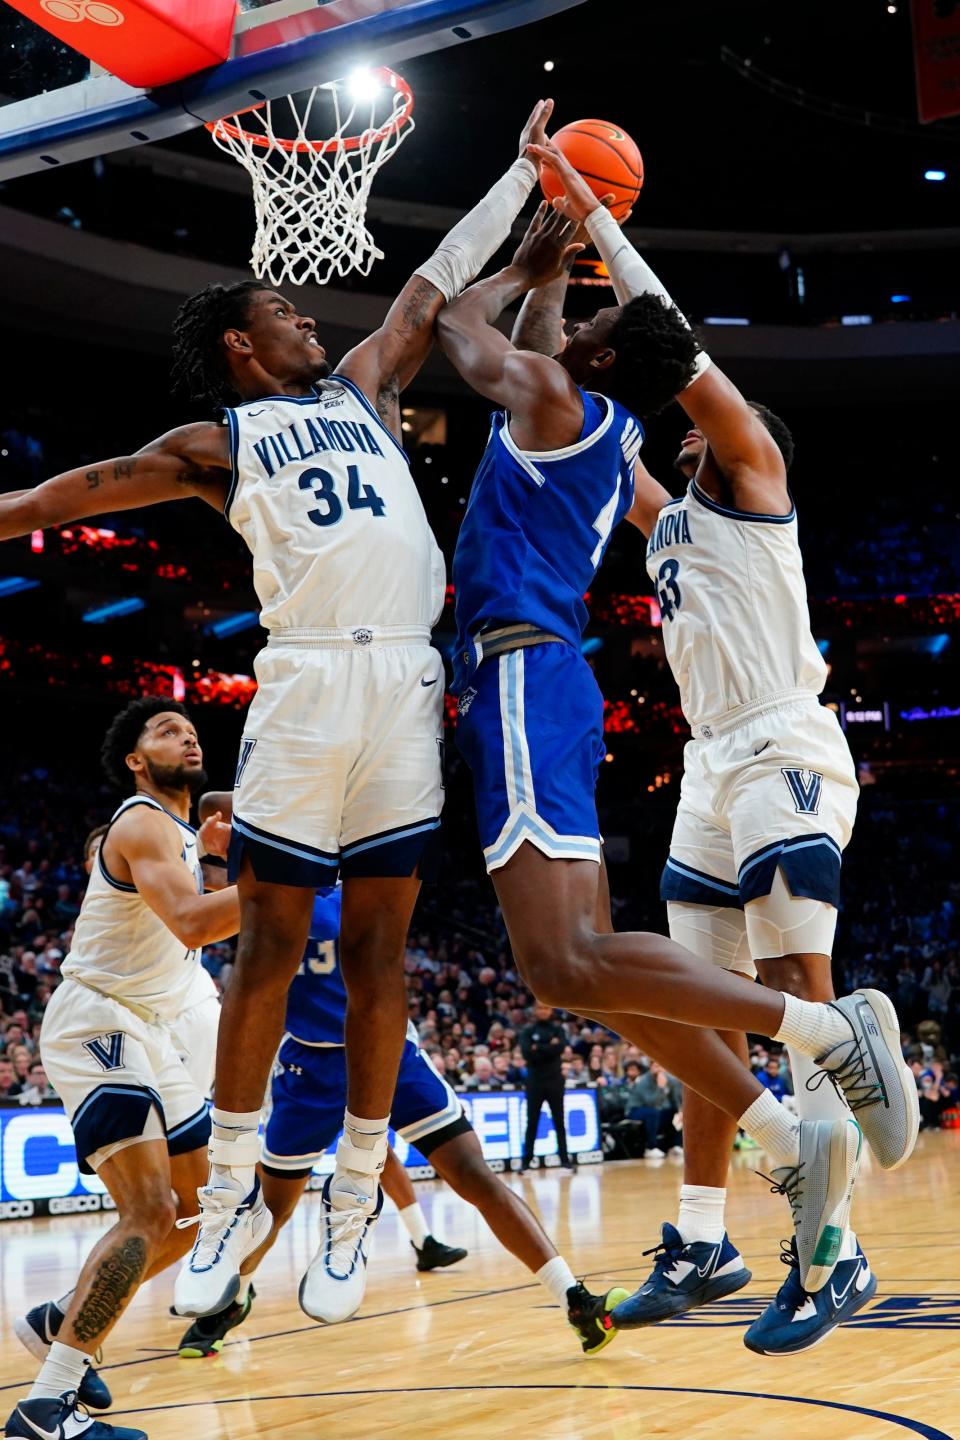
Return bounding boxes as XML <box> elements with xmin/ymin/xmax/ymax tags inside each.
<box><xmin>657</xmin><ymin>557</ymin><xmax>682</xmax><ymax>622</ymax></box>
<box><xmin>299</xmin><ymin>464</ymin><xmax>386</xmax><ymax>527</ymax></box>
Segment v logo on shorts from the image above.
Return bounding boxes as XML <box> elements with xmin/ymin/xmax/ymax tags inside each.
<box><xmin>781</xmin><ymin>767</ymin><xmax>823</xmax><ymax>815</ymax></box>
<box><xmin>83</xmin><ymin>1031</ymin><xmax>126</xmax><ymax>1072</ymax></box>
<box><xmin>235</xmin><ymin>737</ymin><xmax>258</xmax><ymax>788</ymax></box>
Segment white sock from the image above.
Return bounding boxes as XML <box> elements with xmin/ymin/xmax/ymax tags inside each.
<box><xmin>331</xmin><ymin>1111</ymin><xmax>389</xmax><ymax>1212</ymax></box>
<box><xmin>236</xmin><ymin>1274</ymin><xmax>253</xmax><ymax>1304</ymax></box>
<box><xmin>536</xmin><ymin>1255</ymin><xmax>577</xmax><ymax>1306</ymax></box>
<box><xmin>773</xmin><ymin>993</ymin><xmax>848</xmax><ymax>1059</ymax></box>
<box><xmin>398</xmin><ymin>1201</ymin><xmax>430</xmax><ymax>1249</ymax></box>
<box><xmin>739</xmin><ymin>1090</ymin><xmax>800</xmax><ymax>1170</ymax></box>
<box><xmin>29</xmin><ymin>1340</ymin><xmax>91</xmax><ymax>1402</ymax></box>
<box><xmin>676</xmin><ymin>1185</ymin><xmax>726</xmax><ymax>1245</ymax></box>
<box><xmin>55</xmin><ymin>1290</ymin><xmax>73</xmax><ymax>1316</ymax></box>
<box><xmin>791</xmin><ymin>1045</ymin><xmax>859</xmax><ymax>1257</ymax></box>
<box><xmin>209</xmin><ymin>1108</ymin><xmax>262</xmax><ymax>1194</ymax></box>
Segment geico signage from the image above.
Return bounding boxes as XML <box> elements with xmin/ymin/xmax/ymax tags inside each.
<box><xmin>0</xmin><ymin>1199</ymin><xmax>35</xmax><ymax>1219</ymax></box>
<box><xmin>0</xmin><ymin>1109</ymin><xmax>108</xmax><ymax>1203</ymax></box>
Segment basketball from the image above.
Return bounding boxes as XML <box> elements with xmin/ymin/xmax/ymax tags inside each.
<box><xmin>540</xmin><ymin>118</ymin><xmax>643</xmax><ymax>222</ymax></box>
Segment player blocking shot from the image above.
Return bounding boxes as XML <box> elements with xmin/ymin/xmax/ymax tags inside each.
<box><xmin>6</xmin><ymin>700</ymin><xmax>238</xmax><ymax>1440</ymax></box>
<box><xmin>177</xmin><ymin>879</ymin><xmax>630</xmax><ymax>1358</ymax></box>
<box><xmin>434</xmin><ymin>152</ymin><xmax>919</xmax><ymax>1311</ymax></box>
<box><xmin>0</xmin><ymin>101</ymin><xmax>565</xmax><ymax>1329</ymax></box>
<box><xmin>529</xmin><ymin>141</ymin><xmax>882</xmax><ymax>1350</ymax></box>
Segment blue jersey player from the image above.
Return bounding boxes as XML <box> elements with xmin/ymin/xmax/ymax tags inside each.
<box><xmin>435</xmin><ymin>188</ymin><xmax>917</xmax><ymax>1312</ymax></box>
<box><xmin>178</xmin><ymin>884</ymin><xmax>632</xmax><ymax>1356</ymax></box>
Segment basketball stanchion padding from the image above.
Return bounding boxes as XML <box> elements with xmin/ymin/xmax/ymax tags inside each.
<box><xmin>3</xmin><ymin>0</ymin><xmax>236</xmax><ymax>89</ymax></box>
<box><xmin>206</xmin><ymin>67</ymin><xmax>416</xmax><ymax>288</ymax></box>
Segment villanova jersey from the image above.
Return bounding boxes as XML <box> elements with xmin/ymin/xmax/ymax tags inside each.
<box><xmin>225</xmin><ymin>376</ymin><xmax>446</xmax><ymax>631</ymax></box>
<box><xmin>453</xmin><ymin>391</ymin><xmax>642</xmax><ymax>691</ymax></box>
<box><xmin>644</xmin><ymin>481</ymin><xmax>827</xmax><ymax>728</ymax></box>
<box><xmin>63</xmin><ymin>796</ymin><xmax>205</xmax><ymax>1020</ymax></box>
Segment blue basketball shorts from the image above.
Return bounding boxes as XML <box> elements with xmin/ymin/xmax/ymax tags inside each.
<box><xmin>455</xmin><ymin>642</ymin><xmax>605</xmax><ymax>872</ymax></box>
<box><xmin>262</xmin><ymin>1036</ymin><xmax>467</xmax><ymax>1171</ymax></box>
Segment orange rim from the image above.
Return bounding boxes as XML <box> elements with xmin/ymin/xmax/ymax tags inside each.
<box><xmin>205</xmin><ymin>67</ymin><xmax>414</xmax><ymax>154</ymax></box>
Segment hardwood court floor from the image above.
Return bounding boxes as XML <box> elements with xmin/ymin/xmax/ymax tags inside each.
<box><xmin>1</xmin><ymin>1134</ymin><xmax>958</xmax><ymax>1440</ymax></box>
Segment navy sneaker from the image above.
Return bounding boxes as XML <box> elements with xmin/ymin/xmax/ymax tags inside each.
<box><xmin>744</xmin><ymin>1236</ymin><xmax>876</xmax><ymax>1355</ymax></box>
<box><xmin>13</xmin><ymin>1302</ymin><xmax>112</xmax><ymax>1409</ymax></box>
<box><xmin>612</xmin><ymin>1223</ymin><xmax>752</xmax><ymax>1328</ymax></box>
<box><xmin>5</xmin><ymin>1391</ymin><xmax>145</xmax><ymax>1439</ymax></box>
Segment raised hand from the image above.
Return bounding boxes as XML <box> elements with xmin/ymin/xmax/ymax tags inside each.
<box><xmin>510</xmin><ymin>201</ymin><xmax>585</xmax><ymax>287</ymax></box>
<box><xmin>527</xmin><ymin>139</ymin><xmax>618</xmax><ymax>224</ymax></box>
<box><xmin>518</xmin><ymin>98</ymin><xmax>555</xmax><ymax>158</ymax></box>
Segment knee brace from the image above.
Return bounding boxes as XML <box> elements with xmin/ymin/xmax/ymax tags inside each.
<box><xmin>667</xmin><ymin>901</ymin><xmax>756</xmax><ymax>977</ymax></box>
<box><xmin>744</xmin><ymin>868</ymin><xmax>838</xmax><ymax>960</ymax></box>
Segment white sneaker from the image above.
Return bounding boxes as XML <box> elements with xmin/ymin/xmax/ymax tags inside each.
<box><xmin>299</xmin><ymin>1175</ymin><xmax>383</xmax><ymax>1324</ymax></box>
<box><xmin>173</xmin><ymin>1177</ymin><xmax>272</xmax><ymax>1318</ymax></box>
<box><xmin>644</xmin><ymin>1147</ymin><xmax>666</xmax><ymax>1159</ymax></box>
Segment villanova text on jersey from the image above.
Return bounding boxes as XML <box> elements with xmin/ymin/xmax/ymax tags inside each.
<box><xmin>646</xmin><ymin>504</ymin><xmax>694</xmax><ymax>557</ymax></box>
<box><xmin>250</xmin><ymin>415</ymin><xmax>385</xmax><ymax>480</ymax></box>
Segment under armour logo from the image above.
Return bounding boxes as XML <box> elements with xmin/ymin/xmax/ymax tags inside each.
<box><xmin>83</xmin><ymin>1032</ymin><xmax>126</xmax><ymax>1071</ymax></box>
<box><xmin>235</xmin><ymin>737</ymin><xmax>258</xmax><ymax>788</ymax></box>
<box><xmin>352</xmin><ymin>628</ymin><xmax>373</xmax><ymax>646</ymax></box>
<box><xmin>781</xmin><ymin>767</ymin><xmax>823</xmax><ymax>815</ymax></box>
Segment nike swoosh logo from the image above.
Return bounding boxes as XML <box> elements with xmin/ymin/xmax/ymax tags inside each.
<box><xmin>830</xmin><ymin>1265</ymin><xmax>862</xmax><ymax>1308</ymax></box>
<box><xmin>754</xmin><ymin>741</ymin><xmax>771</xmax><ymax>755</ymax></box>
<box><xmin>420</xmin><ymin>677</ymin><xmax>439</xmax><ymax>687</ymax></box>
<box><xmin>15</xmin><ymin>1410</ymin><xmax>61</xmax><ymax>1440</ymax></box>
<box><xmin>696</xmin><ymin>1249</ymin><xmax>720</xmax><ymax>1278</ymax></box>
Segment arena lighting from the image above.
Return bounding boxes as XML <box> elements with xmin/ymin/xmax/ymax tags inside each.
<box><xmin>581</xmin><ymin>637</ymin><xmax>604</xmax><ymax>656</ymax></box>
<box><xmin>347</xmin><ymin>67</ymin><xmax>381</xmax><ymax>102</ymax></box>
<box><xmin>841</xmin><ymin>314</ymin><xmax>873</xmax><ymax>325</ymax></box>
<box><xmin>924</xmin><ymin>169</ymin><xmax>947</xmax><ymax>181</ymax></box>
<box><xmin>82</xmin><ymin>597</ymin><xmax>146</xmax><ymax>623</ymax></box>
<box><xmin>703</xmin><ymin>317</ymin><xmax>751</xmax><ymax>326</ymax></box>
<box><xmin>890</xmin><ymin>294</ymin><xmax>911</xmax><ymax>303</ymax></box>
<box><xmin>922</xmin><ymin>634</ymin><xmax>951</xmax><ymax>655</ymax></box>
<box><xmin>816</xmin><ymin>638</ymin><xmax>831</xmax><ymax>656</ymax></box>
<box><xmin>205</xmin><ymin>611</ymin><xmax>261</xmax><ymax>638</ymax></box>
<box><xmin>0</xmin><ymin>576</ymin><xmax>41</xmax><ymax>597</ymax></box>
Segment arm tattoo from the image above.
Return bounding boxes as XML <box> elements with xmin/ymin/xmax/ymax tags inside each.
<box><xmin>513</xmin><ymin>305</ymin><xmax>562</xmax><ymax>358</ymax></box>
<box><xmin>72</xmin><ymin>1235</ymin><xmax>147</xmax><ymax>1345</ymax></box>
<box><xmin>400</xmin><ymin>277</ymin><xmax>439</xmax><ymax>331</ymax></box>
<box><xmin>85</xmin><ymin>470</ymin><xmax>101</xmax><ymax>490</ymax></box>
<box><xmin>112</xmin><ymin>461</ymin><xmax>134</xmax><ymax>481</ymax></box>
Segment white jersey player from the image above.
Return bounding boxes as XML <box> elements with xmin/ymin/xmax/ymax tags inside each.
<box><xmin>8</xmin><ymin>700</ymin><xmax>239</xmax><ymax>1440</ymax></box>
<box><xmin>0</xmin><ymin>101</ymin><xmax>561</xmax><ymax>1336</ymax></box>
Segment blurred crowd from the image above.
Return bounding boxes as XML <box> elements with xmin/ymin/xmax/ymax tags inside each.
<box><xmin>1</xmin><ymin>769</ymin><xmax>958</xmax><ymax>1136</ymax></box>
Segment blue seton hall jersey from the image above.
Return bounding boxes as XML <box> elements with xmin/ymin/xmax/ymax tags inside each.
<box><xmin>284</xmin><ymin>887</ymin><xmax>346</xmax><ymax>1046</ymax></box>
<box><xmin>452</xmin><ymin>391</ymin><xmax>642</xmax><ymax>692</ymax></box>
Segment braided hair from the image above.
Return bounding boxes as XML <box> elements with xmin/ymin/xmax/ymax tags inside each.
<box><xmin>170</xmin><ymin>280</ymin><xmax>268</xmax><ymax>410</ymax></box>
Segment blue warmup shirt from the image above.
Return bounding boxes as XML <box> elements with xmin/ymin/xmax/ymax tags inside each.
<box><xmin>283</xmin><ymin>887</ymin><xmax>346</xmax><ymax>1046</ymax></box>
<box><xmin>452</xmin><ymin>390</ymin><xmax>643</xmax><ymax>693</ymax></box>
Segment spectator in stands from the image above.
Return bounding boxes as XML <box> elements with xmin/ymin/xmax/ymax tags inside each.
<box><xmin>602</xmin><ymin>1045</ymin><xmax>621</xmax><ymax>1083</ymax></box>
<box><xmin>586</xmin><ymin>1051</ymin><xmax>605</xmax><ymax>1086</ymax></box>
<box><xmin>463</xmin><ymin>1055</ymin><xmax>498</xmax><ymax>1090</ymax></box>
<box><xmin>757</xmin><ymin>1053</ymin><xmax>794</xmax><ymax>1103</ymax></box>
<box><xmin>623</xmin><ymin>1061</ymin><xmax>683</xmax><ymax>1158</ymax></box>
<box><xmin>9</xmin><ymin>1046</ymin><xmax>32</xmax><ymax>1084</ymax></box>
<box><xmin>18</xmin><ymin>1059</ymin><xmax>56</xmax><ymax>1105</ymax></box>
<box><xmin>0</xmin><ymin>1055</ymin><xmax>22</xmax><ymax>1098</ymax></box>
<box><xmin>444</xmin><ymin>1049</ymin><xmax>463</xmax><ymax>1086</ymax></box>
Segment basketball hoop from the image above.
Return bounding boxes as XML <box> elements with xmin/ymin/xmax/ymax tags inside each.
<box><xmin>206</xmin><ymin>66</ymin><xmax>415</xmax><ymax>287</ymax></box>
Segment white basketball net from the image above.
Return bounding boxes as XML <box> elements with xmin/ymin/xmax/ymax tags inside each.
<box><xmin>207</xmin><ymin>68</ymin><xmax>415</xmax><ymax>287</ymax></box>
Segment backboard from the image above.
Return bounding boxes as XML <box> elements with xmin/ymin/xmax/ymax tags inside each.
<box><xmin>0</xmin><ymin>0</ymin><xmax>585</xmax><ymax>180</ymax></box>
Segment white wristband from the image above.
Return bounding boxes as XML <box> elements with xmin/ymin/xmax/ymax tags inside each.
<box><xmin>415</xmin><ymin>157</ymin><xmax>538</xmax><ymax>302</ymax></box>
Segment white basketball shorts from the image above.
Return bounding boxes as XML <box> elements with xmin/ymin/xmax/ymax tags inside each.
<box><xmin>661</xmin><ymin>695</ymin><xmax>858</xmax><ymax>959</ymax></box>
<box><xmin>41</xmin><ymin>978</ymin><xmax>210</xmax><ymax>1173</ymax></box>
<box><xmin>228</xmin><ymin>628</ymin><xmax>445</xmax><ymax>887</ymax></box>
<box><xmin>169</xmin><ymin>987</ymin><xmax>220</xmax><ymax>1101</ymax></box>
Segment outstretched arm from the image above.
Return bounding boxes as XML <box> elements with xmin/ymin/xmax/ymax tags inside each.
<box><xmin>531</xmin><ymin>141</ymin><xmax>787</xmax><ymax>510</ymax></box>
<box><xmin>509</xmin><ymin>219</ymin><xmax>590</xmax><ymax>355</ymax></box>
<box><xmin>337</xmin><ymin>100</ymin><xmax>554</xmax><ymax>439</ymax></box>
<box><xmin>0</xmin><ymin>423</ymin><xmax>230</xmax><ymax>541</ymax></box>
<box><xmin>436</xmin><ymin>205</ymin><xmax>586</xmax><ymax>451</ymax></box>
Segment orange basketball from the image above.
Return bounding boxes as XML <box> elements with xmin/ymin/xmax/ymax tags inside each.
<box><xmin>540</xmin><ymin>119</ymin><xmax>643</xmax><ymax>222</ymax></box>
